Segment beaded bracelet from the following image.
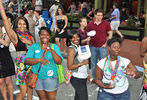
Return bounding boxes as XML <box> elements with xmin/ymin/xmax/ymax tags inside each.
<box><xmin>0</xmin><ymin>8</ymin><xmax>4</xmax><ymax>10</ymax></box>
<box><xmin>38</xmin><ymin>58</ymin><xmax>40</xmax><ymax>62</ymax></box>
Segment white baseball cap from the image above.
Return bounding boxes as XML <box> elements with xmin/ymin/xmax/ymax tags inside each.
<box><xmin>55</xmin><ymin>0</ymin><xmax>60</xmax><ymax>2</ymax></box>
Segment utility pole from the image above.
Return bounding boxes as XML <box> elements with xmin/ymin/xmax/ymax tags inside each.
<box><xmin>137</xmin><ymin>0</ymin><xmax>141</xmax><ymax>17</ymax></box>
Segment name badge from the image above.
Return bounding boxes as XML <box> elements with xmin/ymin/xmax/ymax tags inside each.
<box><xmin>47</xmin><ymin>70</ymin><xmax>54</xmax><ymax>76</ymax></box>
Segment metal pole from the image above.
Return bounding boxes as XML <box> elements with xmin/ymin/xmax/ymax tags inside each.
<box><xmin>137</xmin><ymin>0</ymin><xmax>141</xmax><ymax>17</ymax></box>
<box><xmin>17</xmin><ymin>0</ymin><xmax>21</xmax><ymax>16</ymax></box>
<box><xmin>104</xmin><ymin>0</ymin><xmax>107</xmax><ymax>13</ymax></box>
<box><xmin>94</xmin><ymin>0</ymin><xmax>98</xmax><ymax>10</ymax></box>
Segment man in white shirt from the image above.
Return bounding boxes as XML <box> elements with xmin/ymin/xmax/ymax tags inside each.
<box><xmin>49</xmin><ymin>0</ymin><xmax>59</xmax><ymax>32</ymax></box>
<box><xmin>24</xmin><ymin>7</ymin><xmax>35</xmax><ymax>38</ymax></box>
<box><xmin>35</xmin><ymin>0</ymin><xmax>42</xmax><ymax>12</ymax></box>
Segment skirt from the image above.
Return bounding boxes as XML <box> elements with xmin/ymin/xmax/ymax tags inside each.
<box><xmin>15</xmin><ymin>51</ymin><xmax>32</xmax><ymax>85</ymax></box>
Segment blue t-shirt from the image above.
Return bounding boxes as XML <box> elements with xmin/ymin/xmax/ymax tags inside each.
<box><xmin>25</xmin><ymin>43</ymin><xmax>63</xmax><ymax>79</ymax></box>
<box><xmin>111</xmin><ymin>8</ymin><xmax>120</xmax><ymax>21</ymax></box>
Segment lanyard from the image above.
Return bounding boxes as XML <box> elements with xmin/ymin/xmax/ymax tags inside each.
<box><xmin>40</xmin><ymin>42</ymin><xmax>50</xmax><ymax>58</ymax></box>
<box><xmin>107</xmin><ymin>56</ymin><xmax>120</xmax><ymax>80</ymax></box>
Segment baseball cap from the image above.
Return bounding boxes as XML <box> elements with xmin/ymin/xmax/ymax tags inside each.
<box><xmin>55</xmin><ymin>0</ymin><xmax>60</xmax><ymax>2</ymax></box>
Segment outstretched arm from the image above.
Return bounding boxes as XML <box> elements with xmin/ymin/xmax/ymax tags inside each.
<box><xmin>140</xmin><ymin>37</ymin><xmax>147</xmax><ymax>57</ymax></box>
<box><xmin>0</xmin><ymin>0</ymin><xmax>18</xmax><ymax>45</ymax></box>
<box><xmin>125</xmin><ymin>62</ymin><xmax>142</xmax><ymax>79</ymax></box>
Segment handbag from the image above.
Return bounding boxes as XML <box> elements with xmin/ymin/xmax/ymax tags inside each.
<box><xmin>25</xmin><ymin>70</ymin><xmax>38</xmax><ymax>88</ymax></box>
<box><xmin>26</xmin><ymin>49</ymin><xmax>47</xmax><ymax>88</ymax></box>
<box><xmin>51</xmin><ymin>44</ymin><xmax>65</xmax><ymax>84</ymax></box>
<box><xmin>56</xmin><ymin>64</ymin><xmax>65</xmax><ymax>84</ymax></box>
<box><xmin>64</xmin><ymin>69</ymin><xmax>72</xmax><ymax>84</ymax></box>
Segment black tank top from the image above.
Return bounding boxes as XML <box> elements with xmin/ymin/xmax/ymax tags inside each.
<box><xmin>15</xmin><ymin>36</ymin><xmax>27</xmax><ymax>51</ymax></box>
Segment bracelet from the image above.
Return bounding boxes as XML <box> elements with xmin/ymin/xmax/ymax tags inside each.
<box><xmin>78</xmin><ymin>63</ymin><xmax>81</xmax><ymax>67</ymax></box>
<box><xmin>38</xmin><ymin>58</ymin><xmax>41</xmax><ymax>63</ymax></box>
<box><xmin>47</xmin><ymin>46</ymin><xmax>50</xmax><ymax>50</ymax></box>
<box><xmin>0</xmin><ymin>8</ymin><xmax>4</xmax><ymax>10</ymax></box>
<box><xmin>131</xmin><ymin>72</ymin><xmax>136</xmax><ymax>78</ymax></box>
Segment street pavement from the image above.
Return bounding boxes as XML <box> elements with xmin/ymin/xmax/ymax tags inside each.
<box><xmin>0</xmin><ymin>58</ymin><xmax>144</xmax><ymax>100</ymax></box>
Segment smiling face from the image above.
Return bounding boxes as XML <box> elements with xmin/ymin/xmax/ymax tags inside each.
<box><xmin>17</xmin><ymin>19</ymin><xmax>27</xmax><ymax>32</ymax></box>
<box><xmin>71</xmin><ymin>34</ymin><xmax>80</xmax><ymax>45</ymax></box>
<box><xmin>109</xmin><ymin>41</ymin><xmax>121</xmax><ymax>57</ymax></box>
<box><xmin>57</xmin><ymin>8</ymin><xmax>62</xmax><ymax>15</ymax></box>
<box><xmin>40</xmin><ymin>30</ymin><xmax>50</xmax><ymax>44</ymax></box>
<box><xmin>80</xmin><ymin>18</ymin><xmax>87</xmax><ymax>27</ymax></box>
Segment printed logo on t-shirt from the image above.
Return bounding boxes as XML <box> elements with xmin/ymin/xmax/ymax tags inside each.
<box><xmin>47</xmin><ymin>70</ymin><xmax>54</xmax><ymax>76</ymax></box>
<box><xmin>104</xmin><ymin>64</ymin><xmax>126</xmax><ymax>83</ymax></box>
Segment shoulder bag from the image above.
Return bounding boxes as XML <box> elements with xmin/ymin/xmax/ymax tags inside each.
<box><xmin>25</xmin><ymin>49</ymin><xmax>47</xmax><ymax>88</ymax></box>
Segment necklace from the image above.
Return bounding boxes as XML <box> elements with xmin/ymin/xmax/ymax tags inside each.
<box><xmin>40</xmin><ymin>42</ymin><xmax>50</xmax><ymax>58</ymax></box>
<box><xmin>103</xmin><ymin>56</ymin><xmax>127</xmax><ymax>87</ymax></box>
<box><xmin>107</xmin><ymin>56</ymin><xmax>120</xmax><ymax>81</ymax></box>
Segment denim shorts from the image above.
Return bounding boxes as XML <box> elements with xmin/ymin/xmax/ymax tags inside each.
<box><xmin>97</xmin><ymin>88</ymin><xmax>130</xmax><ymax>100</ymax></box>
<box><xmin>35</xmin><ymin>76</ymin><xmax>59</xmax><ymax>92</ymax></box>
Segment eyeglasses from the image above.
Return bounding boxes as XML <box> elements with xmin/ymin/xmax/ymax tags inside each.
<box><xmin>95</xmin><ymin>15</ymin><xmax>103</xmax><ymax>16</ymax></box>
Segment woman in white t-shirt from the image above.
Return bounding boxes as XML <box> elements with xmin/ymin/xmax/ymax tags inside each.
<box><xmin>67</xmin><ymin>29</ymin><xmax>89</xmax><ymax>100</ymax></box>
<box><xmin>95</xmin><ymin>37</ymin><xmax>141</xmax><ymax>100</ymax></box>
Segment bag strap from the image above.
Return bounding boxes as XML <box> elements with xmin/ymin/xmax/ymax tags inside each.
<box><xmin>37</xmin><ymin>49</ymin><xmax>47</xmax><ymax>73</ymax></box>
<box><xmin>103</xmin><ymin>56</ymin><xmax>108</xmax><ymax>70</ymax></box>
<box><xmin>51</xmin><ymin>43</ymin><xmax>54</xmax><ymax>50</ymax></box>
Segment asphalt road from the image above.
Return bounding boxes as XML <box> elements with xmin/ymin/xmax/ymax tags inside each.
<box><xmin>0</xmin><ymin>58</ymin><xmax>144</xmax><ymax>100</ymax></box>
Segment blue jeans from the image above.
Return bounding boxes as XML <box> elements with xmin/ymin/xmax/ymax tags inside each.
<box><xmin>90</xmin><ymin>46</ymin><xmax>107</xmax><ymax>79</ymax></box>
<box><xmin>97</xmin><ymin>88</ymin><xmax>130</xmax><ymax>100</ymax></box>
<box><xmin>35</xmin><ymin>76</ymin><xmax>59</xmax><ymax>92</ymax></box>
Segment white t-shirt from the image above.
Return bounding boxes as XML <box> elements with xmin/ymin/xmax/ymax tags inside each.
<box><xmin>70</xmin><ymin>45</ymin><xmax>88</xmax><ymax>79</ymax></box>
<box><xmin>72</xmin><ymin>55</ymin><xmax>88</xmax><ymax>79</ymax></box>
<box><xmin>49</xmin><ymin>4</ymin><xmax>59</xmax><ymax>19</ymax></box>
<box><xmin>33</xmin><ymin>16</ymin><xmax>45</xmax><ymax>42</ymax></box>
<box><xmin>35</xmin><ymin>0</ymin><xmax>42</xmax><ymax>11</ymax></box>
<box><xmin>97</xmin><ymin>56</ymin><xmax>130</xmax><ymax>94</ymax></box>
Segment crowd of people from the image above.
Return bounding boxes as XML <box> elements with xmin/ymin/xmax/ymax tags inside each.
<box><xmin>0</xmin><ymin>0</ymin><xmax>146</xmax><ymax>100</ymax></box>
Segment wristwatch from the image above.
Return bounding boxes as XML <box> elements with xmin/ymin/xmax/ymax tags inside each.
<box><xmin>78</xmin><ymin>63</ymin><xmax>81</xmax><ymax>67</ymax></box>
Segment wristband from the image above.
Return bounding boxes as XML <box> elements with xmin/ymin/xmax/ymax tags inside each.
<box><xmin>0</xmin><ymin>8</ymin><xmax>4</xmax><ymax>10</ymax></box>
<box><xmin>38</xmin><ymin>58</ymin><xmax>41</xmax><ymax>62</ymax></box>
<box><xmin>47</xmin><ymin>46</ymin><xmax>50</xmax><ymax>50</ymax></box>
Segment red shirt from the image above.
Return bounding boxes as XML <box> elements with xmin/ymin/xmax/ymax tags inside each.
<box><xmin>86</xmin><ymin>20</ymin><xmax>111</xmax><ymax>47</ymax></box>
